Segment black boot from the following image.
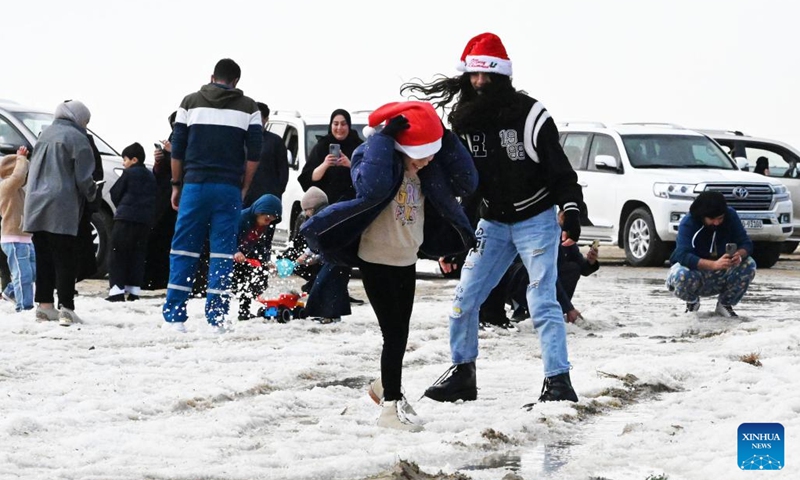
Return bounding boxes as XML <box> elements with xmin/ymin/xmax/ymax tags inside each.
<box><xmin>423</xmin><ymin>362</ymin><xmax>477</xmax><ymax>402</ymax></box>
<box><xmin>537</xmin><ymin>372</ymin><xmax>578</xmax><ymax>403</ymax></box>
<box><xmin>238</xmin><ymin>298</ymin><xmax>254</xmax><ymax>321</ymax></box>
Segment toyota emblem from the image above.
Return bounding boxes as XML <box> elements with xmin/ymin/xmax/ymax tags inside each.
<box><xmin>732</xmin><ymin>186</ymin><xmax>749</xmax><ymax>199</ymax></box>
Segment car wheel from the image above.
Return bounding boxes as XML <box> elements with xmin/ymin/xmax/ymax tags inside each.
<box><xmin>623</xmin><ymin>208</ymin><xmax>668</xmax><ymax>267</ymax></box>
<box><xmin>781</xmin><ymin>241</ymin><xmax>798</xmax><ymax>254</ymax></box>
<box><xmin>90</xmin><ymin>209</ymin><xmax>113</xmax><ymax>278</ymax></box>
<box><xmin>751</xmin><ymin>242</ymin><xmax>782</xmax><ymax>269</ymax></box>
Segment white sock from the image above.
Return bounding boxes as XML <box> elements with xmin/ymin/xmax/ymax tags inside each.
<box><xmin>125</xmin><ymin>286</ymin><xmax>141</xmax><ymax>296</ymax></box>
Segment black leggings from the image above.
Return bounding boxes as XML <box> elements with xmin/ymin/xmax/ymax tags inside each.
<box><xmin>32</xmin><ymin>232</ymin><xmax>78</xmax><ymax>310</ymax></box>
<box><xmin>359</xmin><ymin>260</ymin><xmax>416</xmax><ymax>402</ymax></box>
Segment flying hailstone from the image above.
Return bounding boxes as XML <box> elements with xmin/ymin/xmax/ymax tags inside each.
<box><xmin>740</xmin><ymin>455</ymin><xmax>783</xmax><ymax>470</ymax></box>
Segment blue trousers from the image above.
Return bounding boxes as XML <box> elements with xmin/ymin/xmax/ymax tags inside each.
<box><xmin>163</xmin><ymin>183</ymin><xmax>241</xmax><ymax>325</ymax></box>
<box><xmin>450</xmin><ymin>208</ymin><xmax>571</xmax><ymax>377</ymax></box>
<box><xmin>1</xmin><ymin>242</ymin><xmax>36</xmax><ymax>312</ymax></box>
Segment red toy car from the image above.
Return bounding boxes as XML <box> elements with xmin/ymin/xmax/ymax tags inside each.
<box><xmin>255</xmin><ymin>291</ymin><xmax>308</xmax><ymax>323</ymax></box>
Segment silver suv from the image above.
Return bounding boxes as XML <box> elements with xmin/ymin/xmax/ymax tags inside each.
<box><xmin>699</xmin><ymin>129</ymin><xmax>800</xmax><ymax>254</ymax></box>
<box><xmin>266</xmin><ymin>110</ymin><xmax>369</xmax><ymax>240</ymax></box>
<box><xmin>558</xmin><ymin>122</ymin><xmax>793</xmax><ymax>268</ymax></box>
<box><xmin>0</xmin><ymin>100</ymin><xmax>122</xmax><ymax>276</ymax></box>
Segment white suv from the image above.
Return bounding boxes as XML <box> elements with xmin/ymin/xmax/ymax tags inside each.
<box><xmin>265</xmin><ymin>110</ymin><xmax>369</xmax><ymax>241</ymax></box>
<box><xmin>558</xmin><ymin>122</ymin><xmax>793</xmax><ymax>268</ymax></box>
<box><xmin>698</xmin><ymin>129</ymin><xmax>800</xmax><ymax>254</ymax></box>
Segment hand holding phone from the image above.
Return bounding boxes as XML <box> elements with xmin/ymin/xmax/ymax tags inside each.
<box><xmin>725</xmin><ymin>243</ymin><xmax>737</xmax><ymax>257</ymax></box>
<box><xmin>154</xmin><ymin>142</ymin><xmax>163</xmax><ymax>151</ymax></box>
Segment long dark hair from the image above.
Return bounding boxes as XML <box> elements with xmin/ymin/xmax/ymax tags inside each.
<box><xmin>401</xmin><ymin>73</ymin><xmax>525</xmax><ymax>135</ymax></box>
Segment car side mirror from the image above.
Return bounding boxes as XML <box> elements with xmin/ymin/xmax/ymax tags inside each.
<box><xmin>735</xmin><ymin>157</ymin><xmax>749</xmax><ymax>171</ymax></box>
<box><xmin>595</xmin><ymin>155</ymin><xmax>619</xmax><ymax>171</ymax></box>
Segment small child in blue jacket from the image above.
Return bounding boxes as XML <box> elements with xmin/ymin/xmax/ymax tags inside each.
<box><xmin>233</xmin><ymin>194</ymin><xmax>282</xmax><ymax>320</ymax></box>
<box><xmin>106</xmin><ymin>143</ymin><xmax>156</xmax><ymax>302</ymax></box>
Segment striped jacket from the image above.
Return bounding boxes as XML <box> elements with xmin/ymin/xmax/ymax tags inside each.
<box><xmin>463</xmin><ymin>93</ymin><xmax>582</xmax><ymax>223</ymax></box>
<box><xmin>171</xmin><ymin>83</ymin><xmax>262</xmax><ymax>186</ymax></box>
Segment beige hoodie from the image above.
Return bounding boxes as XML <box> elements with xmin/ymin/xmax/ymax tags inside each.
<box><xmin>0</xmin><ymin>154</ymin><xmax>31</xmax><ymax>240</ymax></box>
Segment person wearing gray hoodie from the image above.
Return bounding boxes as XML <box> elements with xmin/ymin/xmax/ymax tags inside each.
<box><xmin>23</xmin><ymin>100</ymin><xmax>97</xmax><ymax>326</ymax></box>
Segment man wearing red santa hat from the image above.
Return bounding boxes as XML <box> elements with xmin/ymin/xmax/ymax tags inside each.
<box><xmin>403</xmin><ymin>32</ymin><xmax>584</xmax><ymax>405</ymax></box>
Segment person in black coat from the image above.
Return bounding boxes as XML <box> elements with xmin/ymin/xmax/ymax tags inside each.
<box><xmin>298</xmin><ymin>108</ymin><xmax>363</xmax><ymax>203</ymax></box>
<box><xmin>143</xmin><ymin>112</ymin><xmax>178</xmax><ymax>290</ymax></box>
<box><xmin>245</xmin><ymin>103</ymin><xmax>289</xmax><ymax>207</ymax></box>
<box><xmin>106</xmin><ymin>143</ymin><xmax>156</xmax><ymax>302</ymax></box>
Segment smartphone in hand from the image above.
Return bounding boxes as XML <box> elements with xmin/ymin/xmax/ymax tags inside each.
<box><xmin>154</xmin><ymin>142</ymin><xmax>163</xmax><ymax>151</ymax></box>
<box><xmin>725</xmin><ymin>243</ymin><xmax>737</xmax><ymax>256</ymax></box>
<box><xmin>329</xmin><ymin>143</ymin><xmax>341</xmax><ymax>160</ymax></box>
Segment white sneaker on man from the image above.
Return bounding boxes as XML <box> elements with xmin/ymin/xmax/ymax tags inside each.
<box><xmin>377</xmin><ymin>399</ymin><xmax>423</xmax><ymax>432</ymax></box>
<box><xmin>368</xmin><ymin>378</ymin><xmax>384</xmax><ymax>404</ymax></box>
<box><xmin>715</xmin><ymin>301</ymin><xmax>738</xmax><ymax>317</ymax></box>
<box><xmin>162</xmin><ymin>321</ymin><xmax>187</xmax><ymax>333</ymax></box>
<box><xmin>35</xmin><ymin>305</ymin><xmax>60</xmax><ymax>322</ymax></box>
<box><xmin>58</xmin><ymin>308</ymin><xmax>81</xmax><ymax>327</ymax></box>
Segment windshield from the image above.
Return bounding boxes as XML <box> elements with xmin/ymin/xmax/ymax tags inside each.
<box><xmin>622</xmin><ymin>134</ymin><xmax>735</xmax><ymax>169</ymax></box>
<box><xmin>15</xmin><ymin>111</ymin><xmax>120</xmax><ymax>155</ymax></box>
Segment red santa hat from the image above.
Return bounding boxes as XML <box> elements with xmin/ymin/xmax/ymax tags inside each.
<box><xmin>364</xmin><ymin>101</ymin><xmax>443</xmax><ymax>159</ymax></box>
<box><xmin>457</xmin><ymin>32</ymin><xmax>512</xmax><ymax>77</ymax></box>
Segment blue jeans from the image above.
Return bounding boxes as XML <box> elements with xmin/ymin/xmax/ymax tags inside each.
<box><xmin>666</xmin><ymin>257</ymin><xmax>757</xmax><ymax>305</ymax></box>
<box><xmin>163</xmin><ymin>183</ymin><xmax>241</xmax><ymax>325</ymax></box>
<box><xmin>1</xmin><ymin>242</ymin><xmax>36</xmax><ymax>312</ymax></box>
<box><xmin>449</xmin><ymin>208</ymin><xmax>571</xmax><ymax>377</ymax></box>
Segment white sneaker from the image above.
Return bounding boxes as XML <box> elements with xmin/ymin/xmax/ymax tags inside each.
<box><xmin>368</xmin><ymin>378</ymin><xmax>384</xmax><ymax>404</ymax></box>
<box><xmin>685</xmin><ymin>300</ymin><xmax>700</xmax><ymax>313</ymax></box>
<box><xmin>715</xmin><ymin>301</ymin><xmax>738</xmax><ymax>317</ymax></box>
<box><xmin>367</xmin><ymin>379</ymin><xmax>417</xmax><ymax>415</ymax></box>
<box><xmin>162</xmin><ymin>321</ymin><xmax>187</xmax><ymax>333</ymax></box>
<box><xmin>36</xmin><ymin>305</ymin><xmax>60</xmax><ymax>322</ymax></box>
<box><xmin>209</xmin><ymin>323</ymin><xmax>231</xmax><ymax>334</ymax></box>
<box><xmin>58</xmin><ymin>308</ymin><xmax>81</xmax><ymax>327</ymax></box>
<box><xmin>377</xmin><ymin>399</ymin><xmax>423</xmax><ymax>432</ymax></box>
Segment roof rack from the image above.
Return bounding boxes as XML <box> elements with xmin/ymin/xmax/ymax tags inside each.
<box><xmin>618</xmin><ymin>122</ymin><xmax>685</xmax><ymax>129</ymax></box>
<box><xmin>271</xmin><ymin>110</ymin><xmax>302</xmax><ymax>118</ymax></box>
<box><xmin>558</xmin><ymin>121</ymin><xmax>606</xmax><ymax>128</ymax></box>
<box><xmin>695</xmin><ymin>128</ymin><xmax>747</xmax><ymax>137</ymax></box>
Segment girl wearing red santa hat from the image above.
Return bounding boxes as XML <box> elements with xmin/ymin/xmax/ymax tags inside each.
<box><xmin>300</xmin><ymin>101</ymin><xmax>478</xmax><ymax>431</ymax></box>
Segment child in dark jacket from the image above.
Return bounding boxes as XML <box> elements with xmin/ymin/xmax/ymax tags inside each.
<box><xmin>234</xmin><ymin>194</ymin><xmax>282</xmax><ymax>320</ymax></box>
<box><xmin>106</xmin><ymin>143</ymin><xmax>157</xmax><ymax>302</ymax></box>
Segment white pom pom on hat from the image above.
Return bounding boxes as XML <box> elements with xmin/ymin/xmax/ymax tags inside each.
<box><xmin>456</xmin><ymin>32</ymin><xmax>512</xmax><ymax>76</ymax></box>
<box><xmin>367</xmin><ymin>101</ymin><xmax>443</xmax><ymax>159</ymax></box>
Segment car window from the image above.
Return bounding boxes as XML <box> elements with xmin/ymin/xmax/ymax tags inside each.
<box><xmin>622</xmin><ymin>134</ymin><xmax>734</xmax><ymax>169</ymax></box>
<box><xmin>562</xmin><ymin>133</ymin><xmax>590</xmax><ymax>170</ymax></box>
<box><xmin>13</xmin><ymin>112</ymin><xmax>52</xmax><ymax>139</ymax></box>
<box><xmin>587</xmin><ymin>134</ymin><xmax>620</xmax><ymax>172</ymax></box>
<box><xmin>284</xmin><ymin>126</ymin><xmax>300</xmax><ymax>166</ymax></box>
<box><xmin>87</xmin><ymin>130</ymin><xmax>119</xmax><ymax>156</ymax></box>
<box><xmin>0</xmin><ymin>115</ymin><xmax>26</xmax><ymax>147</ymax></box>
<box><xmin>268</xmin><ymin>122</ymin><xmax>287</xmax><ymax>138</ymax></box>
<box><xmin>742</xmin><ymin>145</ymin><xmax>800</xmax><ymax>178</ymax></box>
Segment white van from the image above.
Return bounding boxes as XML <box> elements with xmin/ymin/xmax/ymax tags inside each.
<box><xmin>266</xmin><ymin>110</ymin><xmax>369</xmax><ymax>242</ymax></box>
<box><xmin>558</xmin><ymin>122</ymin><xmax>793</xmax><ymax>268</ymax></box>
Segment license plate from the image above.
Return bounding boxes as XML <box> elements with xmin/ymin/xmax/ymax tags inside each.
<box><xmin>742</xmin><ymin>219</ymin><xmax>763</xmax><ymax>229</ymax></box>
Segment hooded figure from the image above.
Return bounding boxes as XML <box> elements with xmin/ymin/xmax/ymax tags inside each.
<box><xmin>298</xmin><ymin>108</ymin><xmax>363</xmax><ymax>203</ymax></box>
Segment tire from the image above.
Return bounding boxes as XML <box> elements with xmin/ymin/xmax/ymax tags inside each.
<box><xmin>277</xmin><ymin>306</ymin><xmax>292</xmax><ymax>323</ymax></box>
<box><xmin>623</xmin><ymin>208</ymin><xmax>669</xmax><ymax>267</ymax></box>
<box><xmin>751</xmin><ymin>242</ymin><xmax>782</xmax><ymax>269</ymax></box>
<box><xmin>90</xmin><ymin>209</ymin><xmax>113</xmax><ymax>278</ymax></box>
<box><xmin>293</xmin><ymin>306</ymin><xmax>307</xmax><ymax>319</ymax></box>
<box><xmin>257</xmin><ymin>307</ymin><xmax>266</xmax><ymax>318</ymax></box>
<box><xmin>782</xmin><ymin>241</ymin><xmax>798</xmax><ymax>255</ymax></box>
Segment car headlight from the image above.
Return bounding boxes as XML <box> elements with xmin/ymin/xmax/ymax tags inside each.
<box><xmin>772</xmin><ymin>184</ymin><xmax>790</xmax><ymax>202</ymax></box>
<box><xmin>653</xmin><ymin>183</ymin><xmax>697</xmax><ymax>200</ymax></box>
